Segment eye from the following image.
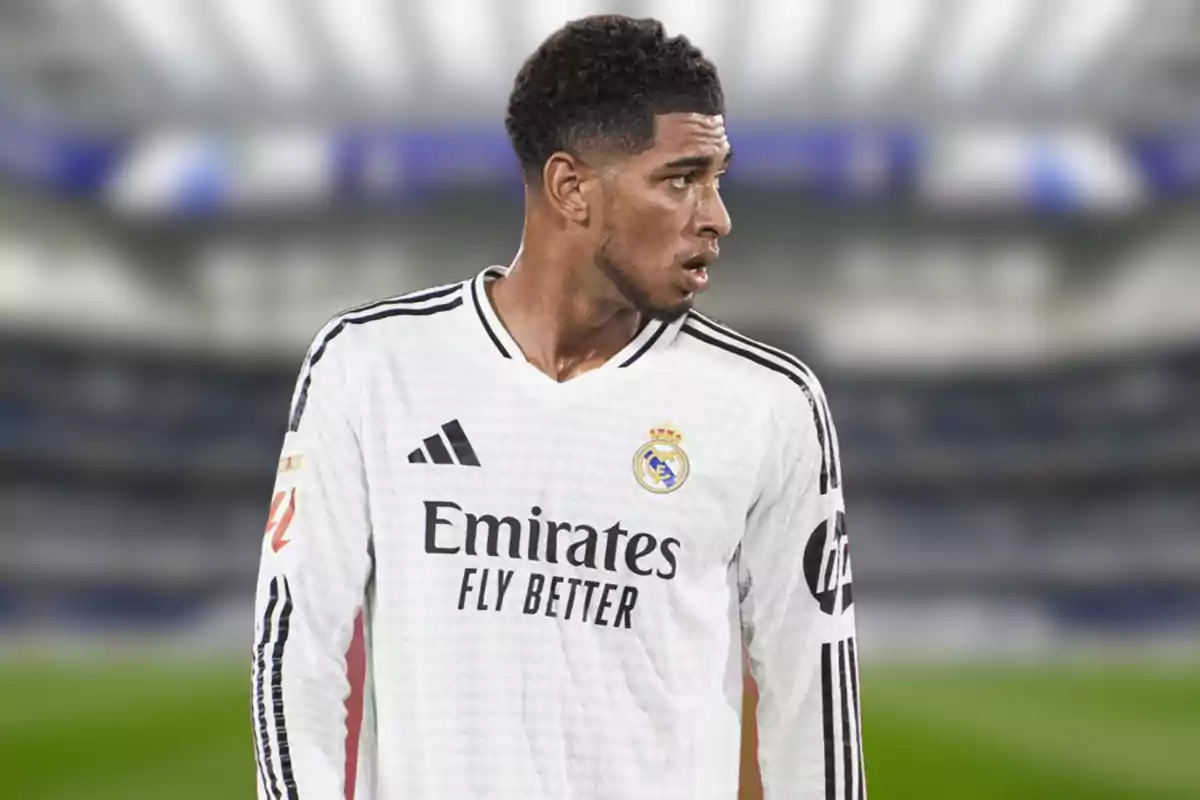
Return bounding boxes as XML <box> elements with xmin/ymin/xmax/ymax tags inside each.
<box><xmin>667</xmin><ymin>174</ymin><xmax>695</xmax><ymax>190</ymax></box>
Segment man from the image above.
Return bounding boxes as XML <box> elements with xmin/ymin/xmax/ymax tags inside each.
<box><xmin>251</xmin><ymin>14</ymin><xmax>864</xmax><ymax>800</ymax></box>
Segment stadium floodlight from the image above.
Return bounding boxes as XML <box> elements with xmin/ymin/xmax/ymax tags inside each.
<box><xmin>411</xmin><ymin>0</ymin><xmax>503</xmax><ymax>92</ymax></box>
<box><xmin>741</xmin><ymin>0</ymin><xmax>833</xmax><ymax>88</ymax></box>
<box><xmin>209</xmin><ymin>0</ymin><xmax>316</xmax><ymax>98</ymax></box>
<box><xmin>836</xmin><ymin>0</ymin><xmax>934</xmax><ymax>97</ymax></box>
<box><xmin>104</xmin><ymin>0</ymin><xmax>221</xmax><ymax>95</ymax></box>
<box><xmin>932</xmin><ymin>0</ymin><xmax>1035</xmax><ymax>97</ymax></box>
<box><xmin>1023</xmin><ymin>0</ymin><xmax>1138</xmax><ymax>93</ymax></box>
<box><xmin>309</xmin><ymin>0</ymin><xmax>410</xmax><ymax>97</ymax></box>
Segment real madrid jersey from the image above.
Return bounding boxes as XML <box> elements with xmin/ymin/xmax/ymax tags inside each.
<box><xmin>251</xmin><ymin>265</ymin><xmax>866</xmax><ymax>800</ymax></box>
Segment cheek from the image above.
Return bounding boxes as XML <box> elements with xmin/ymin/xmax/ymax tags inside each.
<box><xmin>618</xmin><ymin>202</ymin><xmax>685</xmax><ymax>262</ymax></box>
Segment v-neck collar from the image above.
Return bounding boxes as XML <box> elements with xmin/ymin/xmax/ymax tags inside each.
<box><xmin>468</xmin><ymin>265</ymin><xmax>682</xmax><ymax>387</ymax></box>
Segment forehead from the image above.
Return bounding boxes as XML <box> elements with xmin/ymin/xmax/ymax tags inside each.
<box><xmin>643</xmin><ymin>113</ymin><xmax>730</xmax><ymax>163</ymax></box>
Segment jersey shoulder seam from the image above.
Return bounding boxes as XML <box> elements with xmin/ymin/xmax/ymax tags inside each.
<box><xmin>309</xmin><ymin>280</ymin><xmax>467</xmax><ymax>366</ymax></box>
<box><xmin>681</xmin><ymin>311</ymin><xmax>841</xmax><ymax>493</ymax></box>
<box><xmin>681</xmin><ymin>310</ymin><xmax>826</xmax><ymax>396</ymax></box>
<box><xmin>288</xmin><ymin>281</ymin><xmax>466</xmax><ymax>431</ymax></box>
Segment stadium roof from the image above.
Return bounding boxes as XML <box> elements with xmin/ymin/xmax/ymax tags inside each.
<box><xmin>0</xmin><ymin>0</ymin><xmax>1197</xmax><ymax>129</ymax></box>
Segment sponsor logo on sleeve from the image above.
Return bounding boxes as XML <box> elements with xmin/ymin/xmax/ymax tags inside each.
<box><xmin>265</xmin><ymin>489</ymin><xmax>297</xmax><ymax>553</ymax></box>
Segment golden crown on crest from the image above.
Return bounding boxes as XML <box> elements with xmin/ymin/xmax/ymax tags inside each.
<box><xmin>648</xmin><ymin>427</ymin><xmax>683</xmax><ymax>445</ymax></box>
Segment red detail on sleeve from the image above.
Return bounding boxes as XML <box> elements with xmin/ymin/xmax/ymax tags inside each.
<box><xmin>266</xmin><ymin>489</ymin><xmax>297</xmax><ymax>553</ymax></box>
<box><xmin>344</xmin><ymin>611</ymin><xmax>367</xmax><ymax>800</ymax></box>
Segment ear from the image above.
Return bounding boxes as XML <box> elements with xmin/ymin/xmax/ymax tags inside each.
<box><xmin>542</xmin><ymin>152</ymin><xmax>595</xmax><ymax>224</ymax></box>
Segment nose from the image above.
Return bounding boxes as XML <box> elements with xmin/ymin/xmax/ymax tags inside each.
<box><xmin>695</xmin><ymin>184</ymin><xmax>732</xmax><ymax>240</ymax></box>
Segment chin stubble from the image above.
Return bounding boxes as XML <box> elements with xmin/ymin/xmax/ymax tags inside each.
<box><xmin>595</xmin><ymin>240</ymin><xmax>691</xmax><ymax>323</ymax></box>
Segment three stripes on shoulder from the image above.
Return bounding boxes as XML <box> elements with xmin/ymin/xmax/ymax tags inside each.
<box><xmin>289</xmin><ymin>281</ymin><xmax>466</xmax><ymax>433</ymax></box>
<box><xmin>682</xmin><ymin>311</ymin><xmax>841</xmax><ymax>496</ymax></box>
<box><xmin>288</xmin><ymin>288</ymin><xmax>838</xmax><ymax>495</ymax></box>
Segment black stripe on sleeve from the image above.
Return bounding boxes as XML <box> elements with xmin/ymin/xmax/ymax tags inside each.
<box><xmin>340</xmin><ymin>283</ymin><xmax>463</xmax><ymax>318</ymax></box>
<box><xmin>824</xmin><ymin>401</ymin><xmax>841</xmax><ymax>490</ymax></box>
<box><xmin>252</xmin><ymin>623</ymin><xmax>270</xmax><ymax>798</ymax></box>
<box><xmin>289</xmin><ymin>296</ymin><xmax>464</xmax><ymax>432</ymax></box>
<box><xmin>839</xmin><ymin>640</ymin><xmax>854</xmax><ymax>800</ymax></box>
<box><xmin>256</xmin><ymin>760</ymin><xmax>271</xmax><ymax>800</ymax></box>
<box><xmin>848</xmin><ymin>637</ymin><xmax>866</xmax><ymax>800</ymax></box>
<box><xmin>407</xmin><ymin>448</ymin><xmax>428</xmax><ymax>464</ymax></box>
<box><xmin>310</xmin><ymin>298</ymin><xmax>464</xmax><ymax>374</ymax></box>
<box><xmin>441</xmin><ymin>419</ymin><xmax>480</xmax><ymax>466</ymax></box>
<box><xmin>681</xmin><ymin>324</ymin><xmax>830</xmax><ymax>494</ymax></box>
<box><xmin>688</xmin><ymin>312</ymin><xmax>819</xmax><ymax>380</ymax></box>
<box><xmin>255</xmin><ymin>578</ymin><xmax>281</xmax><ymax>799</ymax></box>
<box><xmin>423</xmin><ymin>434</ymin><xmax>454</xmax><ymax>465</ymax></box>
<box><xmin>821</xmin><ymin>642</ymin><xmax>836</xmax><ymax>800</ymax></box>
<box><xmin>688</xmin><ymin>313</ymin><xmax>840</xmax><ymax>492</ymax></box>
<box><xmin>272</xmin><ymin>579</ymin><xmax>299</xmax><ymax>800</ymax></box>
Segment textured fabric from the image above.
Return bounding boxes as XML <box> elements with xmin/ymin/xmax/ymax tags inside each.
<box><xmin>251</xmin><ymin>266</ymin><xmax>865</xmax><ymax>800</ymax></box>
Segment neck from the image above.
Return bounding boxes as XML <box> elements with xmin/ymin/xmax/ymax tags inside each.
<box><xmin>488</xmin><ymin>242</ymin><xmax>644</xmax><ymax>382</ymax></box>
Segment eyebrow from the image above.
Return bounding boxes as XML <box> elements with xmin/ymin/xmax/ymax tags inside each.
<box><xmin>660</xmin><ymin>149</ymin><xmax>735</xmax><ymax>171</ymax></box>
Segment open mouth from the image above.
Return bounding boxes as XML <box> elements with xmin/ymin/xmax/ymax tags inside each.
<box><xmin>680</xmin><ymin>256</ymin><xmax>712</xmax><ymax>292</ymax></box>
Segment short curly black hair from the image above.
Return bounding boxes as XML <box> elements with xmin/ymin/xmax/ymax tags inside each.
<box><xmin>505</xmin><ymin>15</ymin><xmax>724</xmax><ymax>182</ymax></box>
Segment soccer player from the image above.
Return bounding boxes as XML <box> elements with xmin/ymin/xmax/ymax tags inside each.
<box><xmin>251</xmin><ymin>14</ymin><xmax>864</xmax><ymax>800</ymax></box>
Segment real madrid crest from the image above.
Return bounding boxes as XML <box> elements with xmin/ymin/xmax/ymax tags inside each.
<box><xmin>633</xmin><ymin>425</ymin><xmax>690</xmax><ymax>494</ymax></box>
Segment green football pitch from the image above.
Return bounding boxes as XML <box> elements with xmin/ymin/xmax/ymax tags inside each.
<box><xmin>3</xmin><ymin>658</ymin><xmax>1197</xmax><ymax>799</ymax></box>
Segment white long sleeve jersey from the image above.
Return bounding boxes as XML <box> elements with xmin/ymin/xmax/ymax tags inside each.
<box><xmin>251</xmin><ymin>266</ymin><xmax>865</xmax><ymax>800</ymax></box>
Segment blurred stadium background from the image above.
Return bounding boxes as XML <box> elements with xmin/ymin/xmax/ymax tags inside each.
<box><xmin>1</xmin><ymin>0</ymin><xmax>1198</xmax><ymax>798</ymax></box>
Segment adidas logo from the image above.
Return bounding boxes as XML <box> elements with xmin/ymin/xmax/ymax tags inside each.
<box><xmin>407</xmin><ymin>419</ymin><xmax>481</xmax><ymax>466</ymax></box>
